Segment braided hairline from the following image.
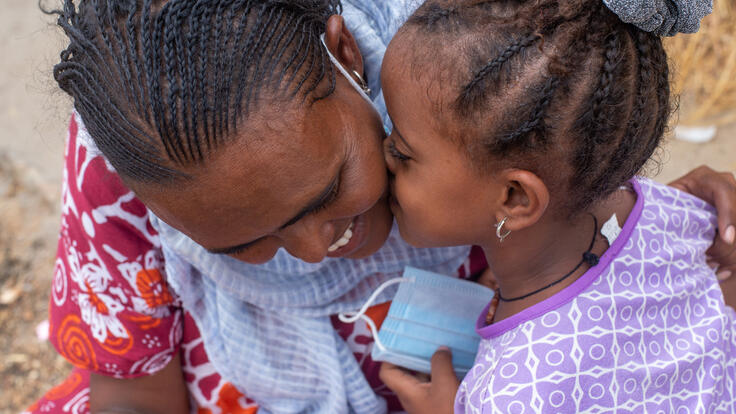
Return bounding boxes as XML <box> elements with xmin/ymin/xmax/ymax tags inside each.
<box><xmin>46</xmin><ymin>0</ymin><xmax>341</xmax><ymax>183</ymax></box>
<box><xmin>407</xmin><ymin>0</ymin><xmax>671</xmax><ymax>215</ymax></box>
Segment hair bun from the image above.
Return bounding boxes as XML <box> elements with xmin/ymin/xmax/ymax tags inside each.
<box><xmin>602</xmin><ymin>0</ymin><xmax>712</xmax><ymax>36</ymax></box>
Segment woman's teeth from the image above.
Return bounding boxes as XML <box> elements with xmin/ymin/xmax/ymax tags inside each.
<box><xmin>328</xmin><ymin>222</ymin><xmax>355</xmax><ymax>252</ymax></box>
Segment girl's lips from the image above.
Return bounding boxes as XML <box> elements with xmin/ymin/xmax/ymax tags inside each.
<box><xmin>326</xmin><ymin>213</ymin><xmax>368</xmax><ymax>258</ymax></box>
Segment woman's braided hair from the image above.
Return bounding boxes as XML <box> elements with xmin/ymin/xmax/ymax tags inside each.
<box><xmin>404</xmin><ymin>0</ymin><xmax>672</xmax><ymax>214</ymax></box>
<box><xmin>46</xmin><ymin>0</ymin><xmax>341</xmax><ymax>182</ymax></box>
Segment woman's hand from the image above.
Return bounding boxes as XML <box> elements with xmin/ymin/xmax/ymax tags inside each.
<box><xmin>379</xmin><ymin>348</ymin><xmax>459</xmax><ymax>414</ymax></box>
<box><xmin>669</xmin><ymin>166</ymin><xmax>736</xmax><ymax>281</ymax></box>
<box><xmin>90</xmin><ymin>354</ymin><xmax>189</xmax><ymax>414</ymax></box>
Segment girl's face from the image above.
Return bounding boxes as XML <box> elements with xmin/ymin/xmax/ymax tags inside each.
<box><xmin>134</xmin><ymin>73</ymin><xmax>393</xmax><ymax>264</ymax></box>
<box><xmin>380</xmin><ymin>40</ymin><xmax>501</xmax><ymax>248</ymax></box>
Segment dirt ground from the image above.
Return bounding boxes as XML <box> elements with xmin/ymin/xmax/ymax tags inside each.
<box><xmin>0</xmin><ymin>2</ymin><xmax>734</xmax><ymax>414</ymax></box>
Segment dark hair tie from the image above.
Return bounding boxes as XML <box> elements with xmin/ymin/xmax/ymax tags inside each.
<box><xmin>603</xmin><ymin>0</ymin><xmax>712</xmax><ymax>36</ymax></box>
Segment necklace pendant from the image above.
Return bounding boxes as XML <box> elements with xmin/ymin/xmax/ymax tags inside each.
<box><xmin>485</xmin><ymin>291</ymin><xmax>500</xmax><ymax>325</ymax></box>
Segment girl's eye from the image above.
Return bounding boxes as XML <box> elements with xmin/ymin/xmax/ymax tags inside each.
<box><xmin>387</xmin><ymin>140</ymin><xmax>411</xmax><ymax>162</ymax></box>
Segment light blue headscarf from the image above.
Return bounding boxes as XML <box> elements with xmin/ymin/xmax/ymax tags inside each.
<box><xmin>156</xmin><ymin>219</ymin><xmax>468</xmax><ymax>414</ymax></box>
<box><xmin>151</xmin><ymin>2</ymin><xmax>470</xmax><ymax>413</ymax></box>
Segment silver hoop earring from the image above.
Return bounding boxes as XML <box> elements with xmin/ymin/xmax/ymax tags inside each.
<box><xmin>495</xmin><ymin>217</ymin><xmax>511</xmax><ymax>242</ymax></box>
<box><xmin>352</xmin><ymin>70</ymin><xmax>371</xmax><ymax>95</ymax></box>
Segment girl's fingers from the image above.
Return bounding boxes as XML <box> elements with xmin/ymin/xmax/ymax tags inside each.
<box><xmin>431</xmin><ymin>347</ymin><xmax>460</xmax><ymax>389</ymax></box>
<box><xmin>379</xmin><ymin>362</ymin><xmax>423</xmax><ymax>396</ymax></box>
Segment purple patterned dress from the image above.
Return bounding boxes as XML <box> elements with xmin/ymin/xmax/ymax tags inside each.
<box><xmin>456</xmin><ymin>178</ymin><xmax>736</xmax><ymax>413</ymax></box>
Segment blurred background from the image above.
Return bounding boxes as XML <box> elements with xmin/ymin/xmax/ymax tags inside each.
<box><xmin>1</xmin><ymin>1</ymin><xmax>735</xmax><ymax>413</ymax></box>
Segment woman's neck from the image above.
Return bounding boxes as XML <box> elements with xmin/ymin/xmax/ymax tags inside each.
<box><xmin>482</xmin><ymin>188</ymin><xmax>637</xmax><ymax>323</ymax></box>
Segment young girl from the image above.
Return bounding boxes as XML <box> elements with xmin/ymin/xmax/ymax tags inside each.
<box><xmin>377</xmin><ymin>0</ymin><xmax>736</xmax><ymax>412</ymax></box>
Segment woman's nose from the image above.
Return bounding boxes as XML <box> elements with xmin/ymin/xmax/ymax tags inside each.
<box><xmin>280</xmin><ymin>219</ymin><xmax>334</xmax><ymax>263</ymax></box>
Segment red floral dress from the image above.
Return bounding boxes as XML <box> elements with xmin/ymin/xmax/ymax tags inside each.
<box><xmin>26</xmin><ymin>114</ymin><xmax>488</xmax><ymax>414</ymax></box>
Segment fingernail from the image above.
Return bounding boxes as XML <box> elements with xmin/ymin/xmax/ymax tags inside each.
<box><xmin>724</xmin><ymin>225</ymin><xmax>736</xmax><ymax>245</ymax></box>
<box><xmin>717</xmin><ymin>270</ymin><xmax>733</xmax><ymax>281</ymax></box>
<box><xmin>438</xmin><ymin>346</ymin><xmax>450</xmax><ymax>352</ymax></box>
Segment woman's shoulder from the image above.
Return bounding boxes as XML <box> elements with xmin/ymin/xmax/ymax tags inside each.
<box><xmin>48</xmin><ymin>113</ymin><xmax>181</xmax><ymax>379</ymax></box>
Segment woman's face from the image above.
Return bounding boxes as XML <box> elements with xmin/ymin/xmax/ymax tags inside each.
<box><xmin>134</xmin><ymin>74</ymin><xmax>393</xmax><ymax>264</ymax></box>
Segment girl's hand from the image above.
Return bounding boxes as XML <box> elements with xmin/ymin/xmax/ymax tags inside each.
<box><xmin>668</xmin><ymin>166</ymin><xmax>736</xmax><ymax>281</ymax></box>
<box><xmin>379</xmin><ymin>347</ymin><xmax>459</xmax><ymax>414</ymax></box>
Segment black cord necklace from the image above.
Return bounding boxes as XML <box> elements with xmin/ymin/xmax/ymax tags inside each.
<box><xmin>497</xmin><ymin>215</ymin><xmax>601</xmax><ymax>302</ymax></box>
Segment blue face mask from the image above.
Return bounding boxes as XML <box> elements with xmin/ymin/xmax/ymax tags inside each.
<box><xmin>339</xmin><ymin>267</ymin><xmax>494</xmax><ymax>377</ymax></box>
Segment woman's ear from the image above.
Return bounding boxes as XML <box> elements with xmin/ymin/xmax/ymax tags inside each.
<box><xmin>495</xmin><ymin>170</ymin><xmax>550</xmax><ymax>232</ymax></box>
<box><xmin>324</xmin><ymin>15</ymin><xmax>364</xmax><ymax>76</ymax></box>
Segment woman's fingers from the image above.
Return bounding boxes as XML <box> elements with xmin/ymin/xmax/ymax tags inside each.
<box><xmin>709</xmin><ymin>177</ymin><xmax>736</xmax><ymax>245</ymax></box>
<box><xmin>707</xmin><ymin>240</ymin><xmax>736</xmax><ymax>282</ymax></box>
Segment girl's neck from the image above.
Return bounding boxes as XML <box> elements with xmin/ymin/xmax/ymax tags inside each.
<box><xmin>482</xmin><ymin>188</ymin><xmax>637</xmax><ymax>323</ymax></box>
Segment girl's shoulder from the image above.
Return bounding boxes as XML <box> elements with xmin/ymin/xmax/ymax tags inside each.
<box><xmin>634</xmin><ymin>176</ymin><xmax>717</xmax><ymax>254</ymax></box>
<box><xmin>635</xmin><ymin>175</ymin><xmax>716</xmax><ymax>217</ymax></box>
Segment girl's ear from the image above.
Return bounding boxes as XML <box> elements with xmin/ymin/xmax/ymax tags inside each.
<box><xmin>495</xmin><ymin>170</ymin><xmax>550</xmax><ymax>232</ymax></box>
<box><xmin>324</xmin><ymin>15</ymin><xmax>365</xmax><ymax>76</ymax></box>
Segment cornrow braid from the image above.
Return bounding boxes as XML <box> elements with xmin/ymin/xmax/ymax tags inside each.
<box><xmin>406</xmin><ymin>0</ymin><xmax>671</xmax><ymax>216</ymax></box>
<box><xmin>125</xmin><ymin>0</ymin><xmax>146</xmax><ymax>120</ymax></box>
<box><xmin>497</xmin><ymin>76</ymin><xmax>560</xmax><ymax>149</ymax></box>
<box><xmin>589</xmin><ymin>29</ymin><xmax>655</xmax><ymax>207</ymax></box>
<box><xmin>192</xmin><ymin>0</ymin><xmax>214</xmax><ymax>151</ymax></box>
<box><xmin>223</xmin><ymin>1</ymin><xmax>257</xmax><ymax>132</ymax></box>
<box><xmin>239</xmin><ymin>5</ymin><xmax>280</xmax><ymax>121</ymax></box>
<box><xmin>44</xmin><ymin>0</ymin><xmax>342</xmax><ymax>183</ymax></box>
<box><xmin>457</xmin><ymin>33</ymin><xmax>541</xmax><ymax>113</ymax></box>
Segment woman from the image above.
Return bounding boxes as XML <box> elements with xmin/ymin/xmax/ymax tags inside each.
<box><xmin>30</xmin><ymin>0</ymin><xmax>736</xmax><ymax>413</ymax></box>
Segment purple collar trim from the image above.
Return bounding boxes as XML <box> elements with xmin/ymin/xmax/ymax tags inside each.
<box><xmin>476</xmin><ymin>179</ymin><xmax>645</xmax><ymax>339</ymax></box>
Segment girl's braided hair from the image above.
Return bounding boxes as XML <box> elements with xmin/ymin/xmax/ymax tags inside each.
<box><xmin>45</xmin><ymin>0</ymin><xmax>341</xmax><ymax>182</ymax></box>
<box><xmin>404</xmin><ymin>0</ymin><xmax>672</xmax><ymax>214</ymax></box>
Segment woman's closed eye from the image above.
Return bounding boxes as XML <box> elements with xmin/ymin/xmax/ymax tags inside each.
<box><xmin>311</xmin><ymin>175</ymin><xmax>342</xmax><ymax>214</ymax></box>
<box><xmin>387</xmin><ymin>140</ymin><xmax>411</xmax><ymax>162</ymax></box>
<box><xmin>225</xmin><ymin>177</ymin><xmax>342</xmax><ymax>257</ymax></box>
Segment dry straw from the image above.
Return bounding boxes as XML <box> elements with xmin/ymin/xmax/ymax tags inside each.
<box><xmin>665</xmin><ymin>1</ymin><xmax>736</xmax><ymax>126</ymax></box>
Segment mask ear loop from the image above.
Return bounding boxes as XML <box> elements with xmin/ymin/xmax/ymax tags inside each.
<box><xmin>320</xmin><ymin>34</ymin><xmax>374</xmax><ymax>105</ymax></box>
<box><xmin>338</xmin><ymin>277</ymin><xmax>415</xmax><ymax>352</ymax></box>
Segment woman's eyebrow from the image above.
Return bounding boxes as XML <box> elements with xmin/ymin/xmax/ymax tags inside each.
<box><xmin>206</xmin><ymin>167</ymin><xmax>342</xmax><ymax>255</ymax></box>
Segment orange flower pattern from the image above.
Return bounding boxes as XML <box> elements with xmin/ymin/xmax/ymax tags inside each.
<box><xmin>57</xmin><ymin>315</ymin><xmax>99</xmax><ymax>371</ymax></box>
<box><xmin>136</xmin><ymin>268</ymin><xmax>174</xmax><ymax>309</ymax></box>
